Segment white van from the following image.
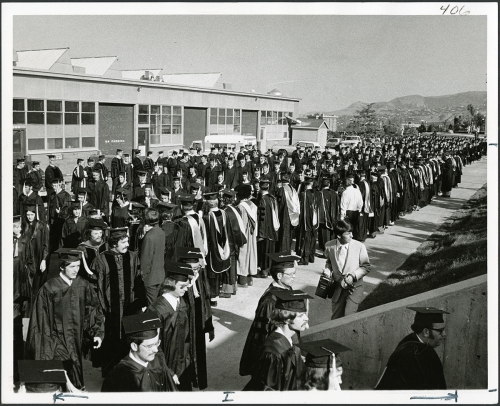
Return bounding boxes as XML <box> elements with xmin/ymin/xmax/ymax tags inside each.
<box><xmin>203</xmin><ymin>135</ymin><xmax>247</xmax><ymax>153</ymax></box>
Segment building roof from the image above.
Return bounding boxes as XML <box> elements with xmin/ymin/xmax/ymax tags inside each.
<box><xmin>162</xmin><ymin>73</ymin><xmax>222</xmax><ymax>88</ymax></box>
<box><xmin>294</xmin><ymin>118</ymin><xmax>329</xmax><ymax>130</ymax></box>
<box><xmin>121</xmin><ymin>69</ymin><xmax>163</xmax><ymax>80</ymax></box>
<box><xmin>16</xmin><ymin>48</ymin><xmax>69</xmax><ymax>70</ymax></box>
<box><xmin>70</xmin><ymin>56</ymin><xmax>118</xmax><ymax>76</ymax></box>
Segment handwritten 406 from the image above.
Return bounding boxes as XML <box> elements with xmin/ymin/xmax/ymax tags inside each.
<box><xmin>440</xmin><ymin>4</ymin><xmax>470</xmax><ymax>15</ymax></box>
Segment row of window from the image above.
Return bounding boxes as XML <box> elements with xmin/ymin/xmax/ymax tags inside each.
<box><xmin>14</xmin><ymin>99</ymin><xmax>96</xmax><ymax>125</ymax></box>
<box><xmin>209</xmin><ymin>108</ymin><xmax>241</xmax><ymax>135</ymax></box>
<box><xmin>261</xmin><ymin>110</ymin><xmax>293</xmax><ymax>126</ymax></box>
<box><xmin>27</xmin><ymin>137</ymin><xmax>96</xmax><ymax>151</ymax></box>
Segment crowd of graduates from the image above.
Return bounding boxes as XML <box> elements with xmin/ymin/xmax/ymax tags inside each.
<box><xmin>12</xmin><ymin>132</ymin><xmax>487</xmax><ymax>392</ymax></box>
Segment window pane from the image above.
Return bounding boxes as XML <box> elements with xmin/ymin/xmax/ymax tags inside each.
<box><xmin>13</xmin><ymin>112</ymin><xmax>25</xmax><ymax>124</ymax></box>
<box><xmin>160</xmin><ymin>134</ymin><xmax>171</xmax><ymax>145</ymax></box>
<box><xmin>234</xmin><ymin>109</ymin><xmax>240</xmax><ymax>117</ymax></box>
<box><xmin>47</xmin><ymin>100</ymin><xmax>62</xmax><ymax>111</ymax></box>
<box><xmin>289</xmin><ymin>112</ymin><xmax>293</xmax><ymax>117</ymax></box>
<box><xmin>28</xmin><ymin>99</ymin><xmax>44</xmax><ymax>111</ymax></box>
<box><xmin>82</xmin><ymin>102</ymin><xmax>95</xmax><ymax>112</ymax></box>
<box><xmin>65</xmin><ymin>101</ymin><xmax>79</xmax><ymax>112</ymax></box>
<box><xmin>272</xmin><ymin>112</ymin><xmax>277</xmax><ymax>124</ymax></box>
<box><xmin>65</xmin><ymin>138</ymin><xmax>80</xmax><ymax>148</ymax></box>
<box><xmin>150</xmin><ymin>115</ymin><xmax>157</xmax><ymax>124</ymax></box>
<box><xmin>161</xmin><ymin>125</ymin><xmax>171</xmax><ymax>134</ymax></box>
<box><xmin>283</xmin><ymin>131</ymin><xmax>288</xmax><ymax>138</ymax></box>
<box><xmin>162</xmin><ymin>115</ymin><xmax>172</xmax><ymax>125</ymax></box>
<box><xmin>139</xmin><ymin>105</ymin><xmax>149</xmax><ymax>114</ymax></box>
<box><xmin>210</xmin><ymin>115</ymin><xmax>217</xmax><ymax>125</ymax></box>
<box><xmin>233</xmin><ymin>125</ymin><xmax>241</xmax><ymax>133</ymax></box>
<box><xmin>47</xmin><ymin>138</ymin><xmax>63</xmax><ymax>149</ymax></box>
<box><xmin>261</xmin><ymin>111</ymin><xmax>266</xmax><ymax>118</ymax></box>
<box><xmin>82</xmin><ymin>113</ymin><xmax>95</xmax><ymax>125</ymax></box>
<box><xmin>172</xmin><ymin>115</ymin><xmax>182</xmax><ymax>125</ymax></box>
<box><xmin>219</xmin><ymin>108</ymin><xmax>226</xmax><ymax>117</ymax></box>
<box><xmin>13</xmin><ymin>99</ymin><xmax>25</xmax><ymax>111</ymax></box>
<box><xmin>172</xmin><ymin>125</ymin><xmax>181</xmax><ymax>134</ymax></box>
<box><xmin>151</xmin><ymin>105</ymin><xmax>160</xmax><ymax>114</ymax></box>
<box><xmin>150</xmin><ymin>124</ymin><xmax>160</xmax><ymax>134</ymax></box>
<box><xmin>82</xmin><ymin>137</ymin><xmax>95</xmax><ymax>148</ymax></box>
<box><xmin>172</xmin><ymin>106</ymin><xmax>181</xmax><ymax>115</ymax></box>
<box><xmin>65</xmin><ymin>113</ymin><xmax>79</xmax><ymax>124</ymax></box>
<box><xmin>278</xmin><ymin>112</ymin><xmax>283</xmax><ymax>118</ymax></box>
<box><xmin>226</xmin><ymin>115</ymin><xmax>233</xmax><ymax>125</ymax></box>
<box><xmin>47</xmin><ymin>113</ymin><xmax>62</xmax><ymax>124</ymax></box>
<box><xmin>150</xmin><ymin>134</ymin><xmax>160</xmax><ymax>144</ymax></box>
<box><xmin>28</xmin><ymin>138</ymin><xmax>45</xmax><ymax>150</ymax></box>
<box><xmin>162</xmin><ymin>105</ymin><xmax>171</xmax><ymax>114</ymax></box>
<box><xmin>27</xmin><ymin>112</ymin><xmax>44</xmax><ymax>124</ymax></box>
<box><xmin>226</xmin><ymin>109</ymin><xmax>233</xmax><ymax>117</ymax></box>
<box><xmin>210</xmin><ymin>108</ymin><xmax>217</xmax><ymax>116</ymax></box>
<box><xmin>138</xmin><ymin>114</ymin><xmax>149</xmax><ymax>124</ymax></box>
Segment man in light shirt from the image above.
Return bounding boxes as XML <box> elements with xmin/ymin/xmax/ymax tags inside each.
<box><xmin>339</xmin><ymin>173</ymin><xmax>363</xmax><ymax>241</ymax></box>
<box><xmin>323</xmin><ymin>220</ymin><xmax>370</xmax><ymax>319</ymax></box>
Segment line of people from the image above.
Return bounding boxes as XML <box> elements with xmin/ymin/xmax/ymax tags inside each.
<box><xmin>12</xmin><ymin>133</ymin><xmax>486</xmax><ymax>392</ymax></box>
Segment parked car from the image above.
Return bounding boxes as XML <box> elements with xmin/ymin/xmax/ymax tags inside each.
<box><xmin>340</xmin><ymin>135</ymin><xmax>361</xmax><ymax>148</ymax></box>
<box><xmin>326</xmin><ymin>137</ymin><xmax>342</xmax><ymax>148</ymax></box>
<box><xmin>272</xmin><ymin>141</ymin><xmax>323</xmax><ymax>156</ymax></box>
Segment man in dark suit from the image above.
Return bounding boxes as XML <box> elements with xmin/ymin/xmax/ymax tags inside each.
<box><xmin>140</xmin><ymin>209</ymin><xmax>167</xmax><ymax>305</ymax></box>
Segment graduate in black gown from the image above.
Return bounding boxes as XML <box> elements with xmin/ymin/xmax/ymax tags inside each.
<box><xmin>25</xmin><ymin>248</ymin><xmax>104</xmax><ymax>390</ymax></box>
<box><xmin>148</xmin><ymin>262</ymin><xmax>198</xmax><ymax>391</ymax></box>
<box><xmin>101</xmin><ymin>311</ymin><xmax>179</xmax><ymax>392</ymax></box>
<box><xmin>239</xmin><ymin>253</ymin><xmax>300</xmax><ymax>377</ymax></box>
<box><xmin>243</xmin><ymin>290</ymin><xmax>312</xmax><ymax>391</ymax></box>
<box><xmin>376</xmin><ymin>307</ymin><xmax>449</xmax><ymax>390</ymax></box>
<box><xmin>174</xmin><ymin>247</ymin><xmax>215</xmax><ymax>390</ymax></box>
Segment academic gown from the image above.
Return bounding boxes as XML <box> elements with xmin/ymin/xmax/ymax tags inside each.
<box><xmin>243</xmin><ymin>331</ymin><xmax>304</xmax><ymax>391</ymax></box>
<box><xmin>376</xmin><ymin>333</ymin><xmax>447</xmax><ymax>390</ymax></box>
<box><xmin>111</xmin><ymin>204</ymin><xmax>131</xmax><ymax>228</ymax></box>
<box><xmin>256</xmin><ymin>194</ymin><xmax>279</xmax><ymax>271</ymax></box>
<box><xmin>223</xmin><ymin>205</ymin><xmax>247</xmax><ymax>286</ymax></box>
<box><xmin>239</xmin><ymin>284</ymin><xmax>290</xmax><ymax>376</ymax></box>
<box><xmin>61</xmin><ymin>216</ymin><xmax>89</xmax><ymax>248</ymax></box>
<box><xmin>25</xmin><ymin>275</ymin><xmax>104</xmax><ymax>389</ymax></box>
<box><xmin>101</xmin><ymin>352</ymin><xmax>178</xmax><ymax>392</ymax></box>
<box><xmin>148</xmin><ymin>295</ymin><xmax>197</xmax><ymax>389</ymax></box>
<box><xmin>93</xmin><ymin>249</ymin><xmax>143</xmax><ymax>377</ymax></box>
<box><xmin>274</xmin><ymin>186</ymin><xmax>295</xmax><ymax>253</ymax></box>
<box><xmin>162</xmin><ymin>221</ymin><xmax>180</xmax><ymax>261</ymax></box>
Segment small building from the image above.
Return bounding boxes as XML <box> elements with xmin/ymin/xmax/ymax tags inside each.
<box><xmin>12</xmin><ymin>48</ymin><xmax>299</xmax><ymax>175</ymax></box>
<box><xmin>289</xmin><ymin>117</ymin><xmax>329</xmax><ymax>146</ymax></box>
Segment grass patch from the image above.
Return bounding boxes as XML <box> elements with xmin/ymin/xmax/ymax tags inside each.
<box><xmin>359</xmin><ymin>184</ymin><xmax>487</xmax><ymax>311</ymax></box>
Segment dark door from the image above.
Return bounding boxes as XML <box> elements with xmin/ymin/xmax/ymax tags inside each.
<box><xmin>242</xmin><ymin>110</ymin><xmax>258</xmax><ymax>138</ymax></box>
<box><xmin>184</xmin><ymin>107</ymin><xmax>207</xmax><ymax>149</ymax></box>
<box><xmin>13</xmin><ymin>129</ymin><xmax>26</xmax><ymax>162</ymax></box>
<box><xmin>99</xmin><ymin>103</ymin><xmax>134</xmax><ymax>156</ymax></box>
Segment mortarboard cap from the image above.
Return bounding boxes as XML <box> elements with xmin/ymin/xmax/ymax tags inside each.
<box><xmin>136</xmin><ymin>170</ymin><xmax>147</xmax><ymax>176</ymax></box>
<box><xmin>47</xmin><ymin>154</ymin><xmax>56</xmax><ymax>159</ymax></box>
<box><xmin>377</xmin><ymin>165</ymin><xmax>387</xmax><ymax>171</ymax></box>
<box><xmin>116</xmin><ymin>148</ymin><xmax>123</xmax><ymax>153</ymax></box>
<box><xmin>17</xmin><ymin>158</ymin><xmax>25</xmax><ymax>163</ymax></box>
<box><xmin>129</xmin><ymin>202</ymin><xmax>145</xmax><ymax>209</ymax></box>
<box><xmin>13</xmin><ymin>215</ymin><xmax>21</xmax><ymax>222</ymax></box>
<box><xmin>144</xmin><ymin>182</ymin><xmax>153</xmax><ymax>188</ymax></box>
<box><xmin>122</xmin><ymin>311</ymin><xmax>162</xmax><ymax>339</ymax></box>
<box><xmin>22</xmin><ymin>178</ymin><xmax>33</xmax><ymax>187</ymax></box>
<box><xmin>172</xmin><ymin>176</ymin><xmax>181</xmax><ymax>181</ymax></box>
<box><xmin>259</xmin><ymin>179</ymin><xmax>271</xmax><ymax>185</ymax></box>
<box><xmin>87</xmin><ymin>218</ymin><xmax>108</xmax><ymax>230</ymax></box>
<box><xmin>55</xmin><ymin>247</ymin><xmax>84</xmax><ymax>262</ymax></box>
<box><xmin>190</xmin><ymin>182</ymin><xmax>201</xmax><ymax>190</ymax></box>
<box><xmin>408</xmin><ymin>307</ymin><xmax>450</xmax><ymax>324</ymax></box>
<box><xmin>159</xmin><ymin>186</ymin><xmax>172</xmax><ymax>196</ymax></box>
<box><xmin>157</xmin><ymin>201</ymin><xmax>178</xmax><ymax>211</ymax></box>
<box><xmin>109</xmin><ymin>226</ymin><xmax>128</xmax><ymax>235</ymax></box>
<box><xmin>18</xmin><ymin>360</ymin><xmax>67</xmax><ymax>385</ymax></box>
<box><xmin>158</xmin><ymin>151</ymin><xmax>164</xmax><ymax>154</ymax></box>
<box><xmin>175</xmin><ymin>247</ymin><xmax>203</xmax><ymax>262</ymax></box>
<box><xmin>281</xmin><ymin>173</ymin><xmax>290</xmax><ymax>182</ymax></box>
<box><xmin>134</xmin><ymin>149</ymin><xmax>141</xmax><ymax>154</ymax></box>
<box><xmin>222</xmin><ymin>189</ymin><xmax>236</xmax><ymax>197</ymax></box>
<box><xmin>116</xmin><ymin>188</ymin><xmax>131</xmax><ymax>196</ymax></box>
<box><xmin>70</xmin><ymin>201</ymin><xmax>82</xmax><ymax>209</ymax></box>
<box><xmin>267</xmin><ymin>252</ymin><xmax>300</xmax><ymax>269</ymax></box>
<box><xmin>178</xmin><ymin>195</ymin><xmax>195</xmax><ymax>205</ymax></box>
<box><xmin>165</xmin><ymin>260</ymin><xmax>195</xmax><ymax>282</ymax></box>
<box><xmin>32</xmin><ymin>161</ymin><xmax>40</xmax><ymax>166</ymax></box>
<box><xmin>124</xmin><ymin>153</ymin><xmax>130</xmax><ymax>158</ymax></box>
<box><xmin>297</xmin><ymin>339</ymin><xmax>351</xmax><ymax>368</ymax></box>
<box><xmin>99</xmin><ymin>155</ymin><xmax>105</xmax><ymax>159</ymax></box>
<box><xmin>274</xmin><ymin>289</ymin><xmax>314</xmax><ymax>312</ymax></box>
<box><xmin>203</xmin><ymin>192</ymin><xmax>219</xmax><ymax>200</ymax></box>
<box><xmin>25</xmin><ymin>203</ymin><xmax>43</xmax><ymax>212</ymax></box>
<box><xmin>234</xmin><ymin>184</ymin><xmax>252</xmax><ymax>199</ymax></box>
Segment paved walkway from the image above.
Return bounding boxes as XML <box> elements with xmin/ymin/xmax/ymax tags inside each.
<box><xmin>82</xmin><ymin>156</ymin><xmax>487</xmax><ymax>392</ymax></box>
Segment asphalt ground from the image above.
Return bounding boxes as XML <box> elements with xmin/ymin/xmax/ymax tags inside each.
<box><xmin>73</xmin><ymin>156</ymin><xmax>487</xmax><ymax>392</ymax></box>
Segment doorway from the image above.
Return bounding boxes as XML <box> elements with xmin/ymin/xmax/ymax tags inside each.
<box><xmin>13</xmin><ymin>129</ymin><xmax>26</xmax><ymax>162</ymax></box>
<box><xmin>138</xmin><ymin>128</ymin><xmax>149</xmax><ymax>156</ymax></box>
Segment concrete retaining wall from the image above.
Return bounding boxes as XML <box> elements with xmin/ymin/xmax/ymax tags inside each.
<box><xmin>302</xmin><ymin>275</ymin><xmax>487</xmax><ymax>389</ymax></box>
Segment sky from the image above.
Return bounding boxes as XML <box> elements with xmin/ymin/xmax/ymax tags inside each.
<box><xmin>13</xmin><ymin>13</ymin><xmax>487</xmax><ymax>113</ymax></box>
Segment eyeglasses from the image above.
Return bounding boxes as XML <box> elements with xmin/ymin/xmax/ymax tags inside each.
<box><xmin>283</xmin><ymin>272</ymin><xmax>296</xmax><ymax>277</ymax></box>
<box><xmin>429</xmin><ymin>327</ymin><xmax>445</xmax><ymax>334</ymax></box>
<box><xmin>141</xmin><ymin>340</ymin><xmax>161</xmax><ymax>350</ymax></box>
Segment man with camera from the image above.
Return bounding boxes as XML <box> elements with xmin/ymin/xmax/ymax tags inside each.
<box><xmin>322</xmin><ymin>219</ymin><xmax>370</xmax><ymax>320</ymax></box>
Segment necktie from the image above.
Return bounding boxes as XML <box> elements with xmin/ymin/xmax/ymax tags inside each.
<box><xmin>338</xmin><ymin>245</ymin><xmax>347</xmax><ymax>272</ymax></box>
<box><xmin>14</xmin><ymin>238</ymin><xmax>19</xmax><ymax>258</ymax></box>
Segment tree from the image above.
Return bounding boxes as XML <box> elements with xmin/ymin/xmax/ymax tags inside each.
<box><xmin>418</xmin><ymin>123</ymin><xmax>427</xmax><ymax>133</ymax></box>
<box><xmin>383</xmin><ymin>116</ymin><xmax>403</xmax><ymax>136</ymax></box>
<box><xmin>403</xmin><ymin>127</ymin><xmax>418</xmax><ymax>137</ymax></box>
<box><xmin>347</xmin><ymin>103</ymin><xmax>378</xmax><ymax>136</ymax></box>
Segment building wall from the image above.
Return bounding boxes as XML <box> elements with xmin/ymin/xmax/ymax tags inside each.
<box><xmin>13</xmin><ymin>72</ymin><xmax>299</xmax><ymax>161</ymax></box>
<box><xmin>302</xmin><ymin>275</ymin><xmax>487</xmax><ymax>390</ymax></box>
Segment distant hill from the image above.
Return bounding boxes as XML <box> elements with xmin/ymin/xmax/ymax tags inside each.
<box><xmin>320</xmin><ymin>91</ymin><xmax>487</xmax><ymax>117</ymax></box>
